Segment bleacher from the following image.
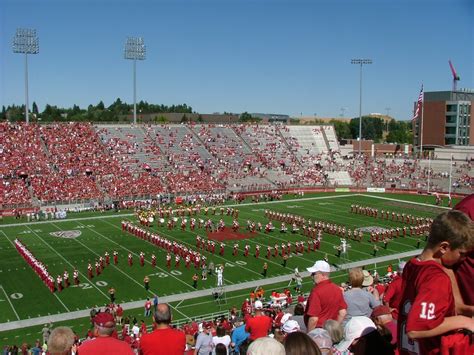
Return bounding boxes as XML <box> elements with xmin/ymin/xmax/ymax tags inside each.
<box><xmin>1</xmin><ymin>121</ymin><xmax>471</xmax><ymax>208</ymax></box>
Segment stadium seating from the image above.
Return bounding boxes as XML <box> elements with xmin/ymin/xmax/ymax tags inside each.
<box><xmin>1</xmin><ymin>122</ymin><xmax>471</xmax><ymax>208</ymax></box>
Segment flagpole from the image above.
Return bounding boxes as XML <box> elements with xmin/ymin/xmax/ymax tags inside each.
<box><xmin>420</xmin><ymin>93</ymin><xmax>424</xmax><ymax>158</ymax></box>
<box><xmin>427</xmin><ymin>155</ymin><xmax>431</xmax><ymax>194</ymax></box>
<box><xmin>448</xmin><ymin>154</ymin><xmax>453</xmax><ymax>199</ymax></box>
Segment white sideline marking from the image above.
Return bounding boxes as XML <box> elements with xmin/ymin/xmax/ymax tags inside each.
<box><xmin>359</xmin><ymin>194</ymin><xmax>451</xmax><ymax>210</ymax></box>
<box><xmin>0</xmin><ymin>285</ymin><xmax>20</xmax><ymax>320</ymax></box>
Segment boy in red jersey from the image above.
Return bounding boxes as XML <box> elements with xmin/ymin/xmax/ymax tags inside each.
<box><xmin>398</xmin><ymin>210</ymin><xmax>474</xmax><ymax>355</ymax></box>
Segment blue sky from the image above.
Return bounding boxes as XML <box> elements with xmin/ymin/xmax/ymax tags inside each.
<box><xmin>1</xmin><ymin>0</ymin><xmax>473</xmax><ymax>120</ymax></box>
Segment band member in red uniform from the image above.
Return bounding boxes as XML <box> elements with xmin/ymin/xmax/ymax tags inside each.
<box><xmin>105</xmin><ymin>252</ymin><xmax>110</xmax><ymax>266</ymax></box>
<box><xmin>220</xmin><ymin>243</ymin><xmax>225</xmax><ymax>256</ymax></box>
<box><xmin>233</xmin><ymin>243</ymin><xmax>239</xmax><ymax>256</ymax></box>
<box><xmin>95</xmin><ymin>261</ymin><xmax>101</xmax><ymax>276</ymax></box>
<box><xmin>87</xmin><ymin>263</ymin><xmax>93</xmax><ymax>279</ymax></box>
<box><xmin>113</xmin><ymin>251</ymin><xmax>118</xmax><ymax>265</ymax></box>
<box><xmin>48</xmin><ymin>276</ymin><xmax>55</xmax><ymax>293</ymax></box>
<box><xmin>73</xmin><ymin>269</ymin><xmax>80</xmax><ymax>286</ymax></box>
<box><xmin>63</xmin><ymin>270</ymin><xmax>70</xmax><ymax>288</ymax></box>
<box><xmin>266</xmin><ymin>246</ymin><xmax>272</xmax><ymax>259</ymax></box>
<box><xmin>244</xmin><ymin>244</ymin><xmax>250</xmax><ymax>257</ymax></box>
<box><xmin>56</xmin><ymin>275</ymin><xmax>63</xmax><ymax>292</ymax></box>
<box><xmin>255</xmin><ymin>245</ymin><xmax>260</xmax><ymax>258</ymax></box>
<box><xmin>175</xmin><ymin>255</ymin><xmax>180</xmax><ymax>268</ymax></box>
<box><xmin>128</xmin><ymin>253</ymin><xmax>133</xmax><ymax>266</ymax></box>
<box><xmin>151</xmin><ymin>254</ymin><xmax>156</xmax><ymax>267</ymax></box>
<box><xmin>166</xmin><ymin>253</ymin><xmax>171</xmax><ymax>268</ymax></box>
<box><xmin>140</xmin><ymin>252</ymin><xmax>145</xmax><ymax>267</ymax></box>
<box><xmin>185</xmin><ymin>255</ymin><xmax>191</xmax><ymax>268</ymax></box>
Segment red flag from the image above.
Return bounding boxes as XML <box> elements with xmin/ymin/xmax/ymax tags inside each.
<box><xmin>412</xmin><ymin>84</ymin><xmax>423</xmax><ymax>120</ymax></box>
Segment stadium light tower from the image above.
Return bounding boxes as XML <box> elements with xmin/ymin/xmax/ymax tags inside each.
<box><xmin>124</xmin><ymin>36</ymin><xmax>146</xmax><ymax>125</ymax></box>
<box><xmin>351</xmin><ymin>58</ymin><xmax>372</xmax><ymax>156</ymax></box>
<box><xmin>12</xmin><ymin>28</ymin><xmax>39</xmax><ymax>124</ymax></box>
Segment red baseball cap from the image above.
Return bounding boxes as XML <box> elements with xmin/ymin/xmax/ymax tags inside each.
<box><xmin>94</xmin><ymin>312</ymin><xmax>115</xmax><ymax>327</ymax></box>
<box><xmin>371</xmin><ymin>305</ymin><xmax>391</xmax><ymax>318</ymax></box>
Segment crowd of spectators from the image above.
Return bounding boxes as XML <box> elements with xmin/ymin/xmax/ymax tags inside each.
<box><xmin>2</xmin><ymin>259</ymin><xmax>428</xmax><ymax>355</ymax></box>
<box><xmin>2</xmin><ymin>122</ymin><xmax>472</xmax><ymax>207</ymax></box>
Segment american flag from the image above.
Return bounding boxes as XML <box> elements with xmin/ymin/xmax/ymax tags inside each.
<box><xmin>412</xmin><ymin>84</ymin><xmax>424</xmax><ymax>120</ymax></box>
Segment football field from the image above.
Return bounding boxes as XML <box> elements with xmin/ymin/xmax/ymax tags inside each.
<box><xmin>0</xmin><ymin>192</ymin><xmax>453</xmax><ymax>345</ymax></box>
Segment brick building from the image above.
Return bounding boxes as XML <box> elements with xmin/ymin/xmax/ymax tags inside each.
<box><xmin>413</xmin><ymin>90</ymin><xmax>474</xmax><ymax>148</ymax></box>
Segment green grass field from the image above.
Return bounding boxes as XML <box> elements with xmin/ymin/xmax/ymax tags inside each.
<box><xmin>0</xmin><ymin>192</ymin><xmax>454</xmax><ymax>346</ymax></box>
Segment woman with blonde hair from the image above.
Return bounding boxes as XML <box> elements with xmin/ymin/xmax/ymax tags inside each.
<box><xmin>342</xmin><ymin>268</ymin><xmax>379</xmax><ymax>324</ymax></box>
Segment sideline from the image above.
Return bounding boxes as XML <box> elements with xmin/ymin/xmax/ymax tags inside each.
<box><xmin>359</xmin><ymin>194</ymin><xmax>450</xmax><ymax>210</ymax></box>
<box><xmin>0</xmin><ymin>249</ymin><xmax>421</xmax><ymax>332</ymax></box>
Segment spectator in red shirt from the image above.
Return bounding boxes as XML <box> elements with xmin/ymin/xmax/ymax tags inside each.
<box><xmin>371</xmin><ymin>305</ymin><xmax>398</xmax><ymax>349</ymax></box>
<box><xmin>139</xmin><ymin>303</ymin><xmax>186</xmax><ymax>355</ymax></box>
<box><xmin>453</xmin><ymin>194</ymin><xmax>474</xmax><ymax>312</ymax></box>
<box><xmin>383</xmin><ymin>261</ymin><xmax>406</xmax><ymax>320</ymax></box>
<box><xmin>116</xmin><ymin>304</ymin><xmax>124</xmax><ymax>325</ymax></box>
<box><xmin>78</xmin><ymin>313</ymin><xmax>133</xmax><ymax>355</ymax></box>
<box><xmin>304</xmin><ymin>260</ymin><xmax>347</xmax><ymax>331</ymax></box>
<box><xmin>245</xmin><ymin>300</ymin><xmax>272</xmax><ymax>341</ymax></box>
<box><xmin>398</xmin><ymin>211</ymin><xmax>474</xmax><ymax>355</ymax></box>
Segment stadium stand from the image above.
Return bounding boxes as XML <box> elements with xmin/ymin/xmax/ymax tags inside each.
<box><xmin>1</xmin><ymin>122</ymin><xmax>472</xmax><ymax>208</ymax></box>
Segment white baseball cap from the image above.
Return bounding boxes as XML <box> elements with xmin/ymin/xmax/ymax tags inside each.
<box><xmin>254</xmin><ymin>300</ymin><xmax>263</xmax><ymax>309</ymax></box>
<box><xmin>281</xmin><ymin>319</ymin><xmax>300</xmax><ymax>334</ymax></box>
<box><xmin>307</xmin><ymin>260</ymin><xmax>331</xmax><ymax>273</ymax></box>
<box><xmin>335</xmin><ymin>316</ymin><xmax>377</xmax><ymax>352</ymax></box>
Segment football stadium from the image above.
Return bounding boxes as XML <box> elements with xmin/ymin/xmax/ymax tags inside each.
<box><xmin>1</xmin><ymin>1</ymin><xmax>473</xmax><ymax>354</ymax></box>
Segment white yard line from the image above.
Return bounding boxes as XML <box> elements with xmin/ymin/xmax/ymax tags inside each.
<box><xmin>359</xmin><ymin>194</ymin><xmax>450</xmax><ymax>210</ymax></box>
<box><xmin>23</xmin><ymin>225</ymin><xmax>110</xmax><ymax>301</ymax></box>
<box><xmin>0</xmin><ymin>285</ymin><xmax>20</xmax><ymax>321</ymax></box>
<box><xmin>52</xmin><ymin>293</ymin><xmax>70</xmax><ymax>312</ymax></box>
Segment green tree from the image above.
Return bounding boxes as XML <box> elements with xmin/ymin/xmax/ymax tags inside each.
<box><xmin>330</xmin><ymin>120</ymin><xmax>351</xmax><ymax>139</ymax></box>
<box><xmin>32</xmin><ymin>101</ymin><xmax>39</xmax><ymax>115</ymax></box>
<box><xmin>350</xmin><ymin>116</ymin><xmax>384</xmax><ymax>142</ymax></box>
<box><xmin>386</xmin><ymin>119</ymin><xmax>413</xmax><ymax>144</ymax></box>
<box><xmin>1</xmin><ymin>106</ymin><xmax>6</xmax><ymax>120</ymax></box>
<box><xmin>239</xmin><ymin>112</ymin><xmax>253</xmax><ymax>122</ymax></box>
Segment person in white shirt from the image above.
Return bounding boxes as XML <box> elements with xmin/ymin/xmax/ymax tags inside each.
<box><xmin>212</xmin><ymin>326</ymin><xmax>231</xmax><ymax>355</ymax></box>
<box><xmin>131</xmin><ymin>322</ymin><xmax>140</xmax><ymax>337</ymax></box>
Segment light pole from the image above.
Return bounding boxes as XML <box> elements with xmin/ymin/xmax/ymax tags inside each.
<box><xmin>351</xmin><ymin>59</ymin><xmax>372</xmax><ymax>156</ymax></box>
<box><xmin>124</xmin><ymin>37</ymin><xmax>146</xmax><ymax>125</ymax></box>
<box><xmin>12</xmin><ymin>28</ymin><xmax>39</xmax><ymax>124</ymax></box>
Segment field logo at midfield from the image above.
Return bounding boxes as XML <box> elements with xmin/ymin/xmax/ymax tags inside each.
<box><xmin>356</xmin><ymin>226</ymin><xmax>390</xmax><ymax>234</ymax></box>
<box><xmin>49</xmin><ymin>230</ymin><xmax>82</xmax><ymax>239</ymax></box>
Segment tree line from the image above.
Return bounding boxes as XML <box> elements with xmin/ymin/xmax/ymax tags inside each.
<box><xmin>328</xmin><ymin>116</ymin><xmax>413</xmax><ymax>144</ymax></box>
<box><xmin>0</xmin><ymin>99</ymin><xmax>193</xmax><ymax>122</ymax></box>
